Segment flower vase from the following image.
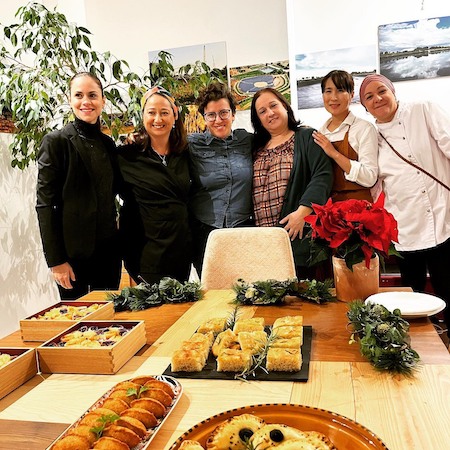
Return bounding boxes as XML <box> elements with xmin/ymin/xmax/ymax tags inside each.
<box><xmin>332</xmin><ymin>254</ymin><xmax>379</xmax><ymax>302</ymax></box>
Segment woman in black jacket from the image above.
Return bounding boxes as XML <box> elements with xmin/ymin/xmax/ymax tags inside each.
<box><xmin>117</xmin><ymin>86</ymin><xmax>192</xmax><ymax>284</ymax></box>
<box><xmin>36</xmin><ymin>72</ymin><xmax>121</xmax><ymax>299</ymax></box>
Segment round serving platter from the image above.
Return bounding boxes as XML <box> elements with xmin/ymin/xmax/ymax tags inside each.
<box><xmin>169</xmin><ymin>403</ymin><xmax>389</xmax><ymax>450</ymax></box>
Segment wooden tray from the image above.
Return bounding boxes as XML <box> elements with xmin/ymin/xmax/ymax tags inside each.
<box><xmin>163</xmin><ymin>326</ymin><xmax>312</xmax><ymax>381</ymax></box>
<box><xmin>37</xmin><ymin>320</ymin><xmax>146</xmax><ymax>374</ymax></box>
<box><xmin>20</xmin><ymin>301</ymin><xmax>114</xmax><ymax>342</ymax></box>
<box><xmin>0</xmin><ymin>347</ymin><xmax>38</xmax><ymax>399</ymax></box>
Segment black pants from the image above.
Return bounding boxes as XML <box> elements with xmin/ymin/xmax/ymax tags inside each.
<box><xmin>398</xmin><ymin>237</ymin><xmax>450</xmax><ymax>337</ymax></box>
<box><xmin>191</xmin><ymin>217</ymin><xmax>255</xmax><ymax>277</ymax></box>
<box><xmin>58</xmin><ymin>235</ymin><xmax>122</xmax><ymax>300</ymax></box>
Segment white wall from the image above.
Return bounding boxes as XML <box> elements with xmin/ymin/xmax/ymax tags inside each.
<box><xmin>1</xmin><ymin>0</ymin><xmax>449</xmax><ymax>337</ymax></box>
<box><xmin>0</xmin><ymin>135</ymin><xmax>59</xmax><ymax>339</ymax></box>
<box><xmin>287</xmin><ymin>0</ymin><xmax>450</xmax><ymax>129</ymax></box>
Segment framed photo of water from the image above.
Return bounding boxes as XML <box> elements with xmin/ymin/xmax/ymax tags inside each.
<box><xmin>379</xmin><ymin>15</ymin><xmax>450</xmax><ymax>82</ymax></box>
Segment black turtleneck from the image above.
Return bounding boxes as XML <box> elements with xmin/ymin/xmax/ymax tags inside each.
<box><xmin>73</xmin><ymin>117</ymin><xmax>117</xmax><ymax>240</ymax></box>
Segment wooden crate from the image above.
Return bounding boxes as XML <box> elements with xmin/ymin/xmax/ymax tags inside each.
<box><xmin>0</xmin><ymin>347</ymin><xmax>38</xmax><ymax>399</ymax></box>
<box><xmin>37</xmin><ymin>320</ymin><xmax>146</xmax><ymax>374</ymax></box>
<box><xmin>20</xmin><ymin>301</ymin><xmax>115</xmax><ymax>342</ymax></box>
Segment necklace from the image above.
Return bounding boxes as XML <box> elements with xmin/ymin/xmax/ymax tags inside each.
<box><xmin>152</xmin><ymin>149</ymin><xmax>168</xmax><ymax>166</ymax></box>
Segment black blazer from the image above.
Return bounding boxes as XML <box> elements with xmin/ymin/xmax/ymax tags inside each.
<box><xmin>36</xmin><ymin>122</ymin><xmax>117</xmax><ymax>267</ymax></box>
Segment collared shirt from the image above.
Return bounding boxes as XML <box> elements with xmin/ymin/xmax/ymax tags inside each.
<box><xmin>376</xmin><ymin>101</ymin><xmax>450</xmax><ymax>251</ymax></box>
<box><xmin>188</xmin><ymin>129</ymin><xmax>253</xmax><ymax>228</ymax></box>
<box><xmin>253</xmin><ymin>134</ymin><xmax>294</xmax><ymax>226</ymax></box>
<box><xmin>319</xmin><ymin>111</ymin><xmax>378</xmax><ymax>187</ymax></box>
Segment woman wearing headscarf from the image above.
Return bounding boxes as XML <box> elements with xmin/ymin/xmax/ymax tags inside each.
<box><xmin>312</xmin><ymin>70</ymin><xmax>378</xmax><ymax>202</ymax></box>
<box><xmin>117</xmin><ymin>86</ymin><xmax>192</xmax><ymax>284</ymax></box>
<box><xmin>250</xmin><ymin>87</ymin><xmax>333</xmax><ymax>278</ymax></box>
<box><xmin>36</xmin><ymin>72</ymin><xmax>121</xmax><ymax>299</ymax></box>
<box><xmin>360</xmin><ymin>73</ymin><xmax>450</xmax><ymax>338</ymax></box>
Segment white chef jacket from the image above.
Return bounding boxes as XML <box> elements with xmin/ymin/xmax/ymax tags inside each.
<box><xmin>376</xmin><ymin>101</ymin><xmax>450</xmax><ymax>251</ymax></box>
<box><xmin>319</xmin><ymin>111</ymin><xmax>378</xmax><ymax>187</ymax></box>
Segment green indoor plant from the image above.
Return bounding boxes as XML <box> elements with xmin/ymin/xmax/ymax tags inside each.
<box><xmin>0</xmin><ymin>2</ymin><xmax>225</xmax><ymax>169</ymax></box>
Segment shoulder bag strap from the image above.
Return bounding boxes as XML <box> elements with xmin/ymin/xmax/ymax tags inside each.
<box><xmin>379</xmin><ymin>132</ymin><xmax>450</xmax><ymax>192</ymax></box>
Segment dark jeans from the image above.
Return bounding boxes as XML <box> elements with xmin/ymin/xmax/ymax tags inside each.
<box><xmin>191</xmin><ymin>217</ymin><xmax>255</xmax><ymax>277</ymax></box>
<box><xmin>398</xmin><ymin>237</ymin><xmax>450</xmax><ymax>337</ymax></box>
<box><xmin>58</xmin><ymin>235</ymin><xmax>122</xmax><ymax>300</ymax></box>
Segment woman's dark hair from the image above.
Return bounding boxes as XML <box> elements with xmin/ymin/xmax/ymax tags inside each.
<box><xmin>250</xmin><ymin>87</ymin><xmax>300</xmax><ymax>151</ymax></box>
<box><xmin>196</xmin><ymin>81</ymin><xmax>236</xmax><ymax>115</ymax></box>
<box><xmin>136</xmin><ymin>93</ymin><xmax>188</xmax><ymax>154</ymax></box>
<box><xmin>320</xmin><ymin>70</ymin><xmax>354</xmax><ymax>94</ymax></box>
<box><xmin>69</xmin><ymin>72</ymin><xmax>104</xmax><ymax>95</ymax></box>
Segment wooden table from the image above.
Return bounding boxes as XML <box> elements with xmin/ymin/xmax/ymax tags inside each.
<box><xmin>0</xmin><ymin>289</ymin><xmax>449</xmax><ymax>449</ymax></box>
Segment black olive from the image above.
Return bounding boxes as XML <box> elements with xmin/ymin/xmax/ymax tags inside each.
<box><xmin>270</xmin><ymin>429</ymin><xmax>285</xmax><ymax>442</ymax></box>
<box><xmin>239</xmin><ymin>428</ymin><xmax>254</xmax><ymax>441</ymax></box>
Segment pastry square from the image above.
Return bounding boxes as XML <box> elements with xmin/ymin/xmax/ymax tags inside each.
<box><xmin>266</xmin><ymin>348</ymin><xmax>302</xmax><ymax>372</ymax></box>
<box><xmin>197</xmin><ymin>318</ymin><xmax>227</xmax><ymax>335</ymax></box>
<box><xmin>217</xmin><ymin>349</ymin><xmax>252</xmax><ymax>372</ymax></box>
<box><xmin>273</xmin><ymin>315</ymin><xmax>303</xmax><ymax>328</ymax></box>
<box><xmin>272</xmin><ymin>325</ymin><xmax>303</xmax><ymax>341</ymax></box>
<box><xmin>271</xmin><ymin>337</ymin><xmax>302</xmax><ymax>349</ymax></box>
<box><xmin>238</xmin><ymin>331</ymin><xmax>268</xmax><ymax>354</ymax></box>
<box><xmin>212</xmin><ymin>329</ymin><xmax>239</xmax><ymax>357</ymax></box>
<box><xmin>171</xmin><ymin>348</ymin><xmax>206</xmax><ymax>372</ymax></box>
<box><xmin>188</xmin><ymin>331</ymin><xmax>214</xmax><ymax>348</ymax></box>
<box><xmin>180</xmin><ymin>340</ymin><xmax>210</xmax><ymax>361</ymax></box>
<box><xmin>233</xmin><ymin>317</ymin><xmax>265</xmax><ymax>334</ymax></box>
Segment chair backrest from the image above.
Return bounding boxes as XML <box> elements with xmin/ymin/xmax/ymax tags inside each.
<box><xmin>201</xmin><ymin>227</ymin><xmax>296</xmax><ymax>290</ymax></box>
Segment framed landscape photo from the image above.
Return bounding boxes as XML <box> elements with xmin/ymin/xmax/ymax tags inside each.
<box><xmin>379</xmin><ymin>15</ymin><xmax>450</xmax><ymax>82</ymax></box>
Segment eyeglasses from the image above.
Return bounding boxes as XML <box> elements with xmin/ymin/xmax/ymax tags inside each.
<box><xmin>203</xmin><ymin>109</ymin><xmax>232</xmax><ymax>122</ymax></box>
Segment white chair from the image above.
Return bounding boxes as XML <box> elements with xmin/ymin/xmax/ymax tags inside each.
<box><xmin>201</xmin><ymin>227</ymin><xmax>296</xmax><ymax>290</ymax></box>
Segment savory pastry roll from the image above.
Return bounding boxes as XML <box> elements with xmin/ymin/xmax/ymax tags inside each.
<box><xmin>102</xmin><ymin>424</ymin><xmax>141</xmax><ymax>448</ymax></box>
<box><xmin>179</xmin><ymin>441</ymin><xmax>205</xmax><ymax>449</ymax></box>
<box><xmin>237</xmin><ymin>331</ymin><xmax>267</xmax><ymax>354</ymax></box>
<box><xmin>93</xmin><ymin>436</ymin><xmax>131</xmax><ymax>450</ymax></box>
<box><xmin>233</xmin><ymin>317</ymin><xmax>265</xmax><ymax>334</ymax></box>
<box><xmin>206</xmin><ymin>414</ymin><xmax>265</xmax><ymax>450</ymax></box>
<box><xmin>249</xmin><ymin>423</ymin><xmax>308</xmax><ymax>449</ymax></box>
<box><xmin>143</xmin><ymin>378</ymin><xmax>175</xmax><ymax>398</ymax></box>
<box><xmin>120</xmin><ymin>407</ymin><xmax>157</xmax><ymax>428</ymax></box>
<box><xmin>130</xmin><ymin>397</ymin><xmax>165</xmax><ymax>418</ymax></box>
<box><xmin>216</xmin><ymin>348</ymin><xmax>252</xmax><ymax>372</ymax></box>
<box><xmin>51</xmin><ymin>434</ymin><xmax>91</xmax><ymax>450</ymax></box>
<box><xmin>273</xmin><ymin>315</ymin><xmax>303</xmax><ymax>328</ymax></box>
<box><xmin>266</xmin><ymin>348</ymin><xmax>302</xmax><ymax>372</ymax></box>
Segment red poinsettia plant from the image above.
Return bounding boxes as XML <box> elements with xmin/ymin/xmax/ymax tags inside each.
<box><xmin>304</xmin><ymin>196</ymin><xmax>399</xmax><ymax>270</ymax></box>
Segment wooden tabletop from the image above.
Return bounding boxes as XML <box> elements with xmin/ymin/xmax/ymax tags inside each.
<box><xmin>0</xmin><ymin>289</ymin><xmax>449</xmax><ymax>450</ymax></box>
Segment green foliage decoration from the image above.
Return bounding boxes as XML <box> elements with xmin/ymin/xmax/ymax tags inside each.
<box><xmin>347</xmin><ymin>301</ymin><xmax>420</xmax><ymax>375</ymax></box>
<box><xmin>233</xmin><ymin>278</ymin><xmax>334</xmax><ymax>305</ymax></box>
<box><xmin>108</xmin><ymin>277</ymin><xmax>203</xmax><ymax>312</ymax></box>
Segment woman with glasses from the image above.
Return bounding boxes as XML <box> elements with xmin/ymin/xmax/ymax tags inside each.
<box><xmin>251</xmin><ymin>87</ymin><xmax>333</xmax><ymax>278</ymax></box>
<box><xmin>312</xmin><ymin>70</ymin><xmax>378</xmax><ymax>202</ymax></box>
<box><xmin>188</xmin><ymin>82</ymin><xmax>253</xmax><ymax>275</ymax></box>
<box><xmin>117</xmin><ymin>86</ymin><xmax>192</xmax><ymax>284</ymax></box>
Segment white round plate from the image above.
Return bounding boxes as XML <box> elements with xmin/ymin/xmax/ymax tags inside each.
<box><xmin>365</xmin><ymin>291</ymin><xmax>446</xmax><ymax>318</ymax></box>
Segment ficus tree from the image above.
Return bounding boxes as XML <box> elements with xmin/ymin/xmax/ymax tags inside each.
<box><xmin>0</xmin><ymin>2</ymin><xmax>225</xmax><ymax>169</ymax></box>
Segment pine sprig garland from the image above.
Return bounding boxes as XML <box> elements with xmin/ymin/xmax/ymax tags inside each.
<box><xmin>347</xmin><ymin>301</ymin><xmax>420</xmax><ymax>375</ymax></box>
<box><xmin>233</xmin><ymin>278</ymin><xmax>334</xmax><ymax>305</ymax></box>
<box><xmin>107</xmin><ymin>277</ymin><xmax>203</xmax><ymax>311</ymax></box>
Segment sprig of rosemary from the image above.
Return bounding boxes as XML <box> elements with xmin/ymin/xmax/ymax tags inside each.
<box><xmin>107</xmin><ymin>277</ymin><xmax>203</xmax><ymax>311</ymax></box>
<box><xmin>234</xmin><ymin>330</ymin><xmax>279</xmax><ymax>381</ymax></box>
<box><xmin>347</xmin><ymin>301</ymin><xmax>420</xmax><ymax>375</ymax></box>
<box><xmin>233</xmin><ymin>278</ymin><xmax>334</xmax><ymax>305</ymax></box>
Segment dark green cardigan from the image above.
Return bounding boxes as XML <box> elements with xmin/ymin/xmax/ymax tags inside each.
<box><xmin>280</xmin><ymin>127</ymin><xmax>333</xmax><ymax>266</ymax></box>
